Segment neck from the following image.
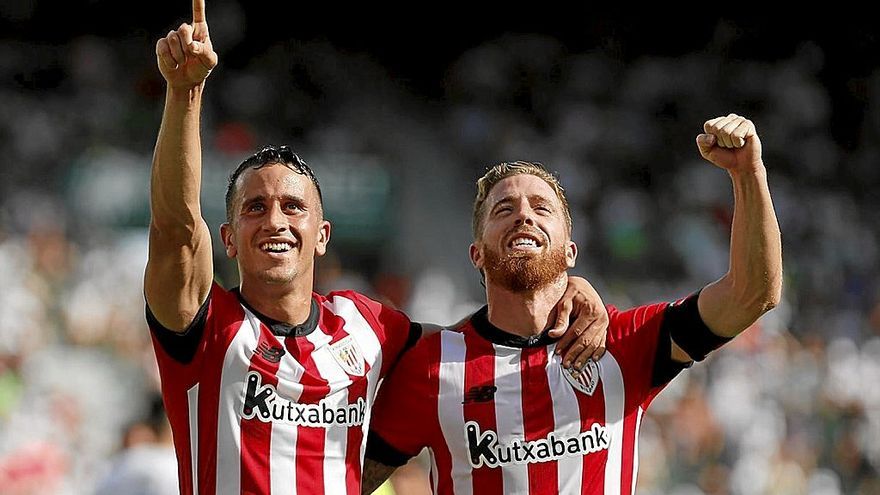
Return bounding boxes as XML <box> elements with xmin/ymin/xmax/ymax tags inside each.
<box><xmin>484</xmin><ymin>274</ymin><xmax>567</xmax><ymax>337</ymax></box>
<box><xmin>239</xmin><ymin>277</ymin><xmax>314</xmax><ymax>326</ymax></box>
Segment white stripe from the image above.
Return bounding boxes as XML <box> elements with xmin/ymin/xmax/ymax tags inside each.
<box><xmin>324</xmin><ymin>296</ymin><xmax>385</xmax><ymax>467</ymax></box>
<box><xmin>631</xmin><ymin>407</ymin><xmax>644</xmax><ymax>495</ymax></box>
<box><xmin>324</xmin><ymin>296</ymin><xmax>383</xmax><ymax>389</ymax></box>
<box><xmin>187</xmin><ymin>383</ymin><xmax>199</xmax><ymax>495</ymax></box>
<box><xmin>429</xmin><ymin>448</ymin><xmax>439</xmax><ymax>493</ymax></box>
<box><xmin>269</xmin><ymin>354</ymin><xmax>305</xmax><ymax>495</ymax></box>
<box><xmin>545</xmin><ymin>348</ymin><xmax>584</xmax><ymax>493</ymax></box>
<box><xmin>215</xmin><ymin>314</ymin><xmax>261</xmax><ymax>495</ymax></box>
<box><xmin>305</xmin><ymin>328</ymin><xmax>351</xmax><ymax>495</ymax></box>
<box><xmin>437</xmin><ymin>332</ymin><xmax>471</xmax><ymax>495</ymax></box>
<box><xmin>600</xmin><ymin>353</ymin><xmax>626</xmax><ymax>495</ymax></box>
<box><xmin>492</xmin><ymin>344</ymin><xmax>527</xmax><ymax>493</ymax></box>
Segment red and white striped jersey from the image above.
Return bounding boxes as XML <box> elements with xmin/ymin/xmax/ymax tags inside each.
<box><xmin>147</xmin><ymin>282</ymin><xmax>419</xmax><ymax>495</ymax></box>
<box><xmin>368</xmin><ymin>299</ymin><xmax>695</xmax><ymax>495</ymax></box>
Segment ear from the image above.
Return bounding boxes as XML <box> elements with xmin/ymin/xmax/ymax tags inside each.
<box><xmin>220</xmin><ymin>223</ymin><xmax>237</xmax><ymax>258</ymax></box>
<box><xmin>469</xmin><ymin>243</ymin><xmax>483</xmax><ymax>270</ymax></box>
<box><xmin>314</xmin><ymin>220</ymin><xmax>332</xmax><ymax>257</ymax></box>
<box><xmin>566</xmin><ymin>240</ymin><xmax>578</xmax><ymax>269</ymax></box>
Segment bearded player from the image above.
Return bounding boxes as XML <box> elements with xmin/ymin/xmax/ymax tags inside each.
<box><xmin>362</xmin><ymin>114</ymin><xmax>783</xmax><ymax>494</ymax></box>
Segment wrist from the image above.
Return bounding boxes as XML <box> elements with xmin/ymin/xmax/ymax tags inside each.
<box><xmin>728</xmin><ymin>161</ymin><xmax>767</xmax><ymax>180</ymax></box>
<box><xmin>166</xmin><ymin>83</ymin><xmax>205</xmax><ymax>105</ymax></box>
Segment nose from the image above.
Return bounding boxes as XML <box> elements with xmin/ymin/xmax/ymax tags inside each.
<box><xmin>513</xmin><ymin>202</ymin><xmax>535</xmax><ymax>227</ymax></box>
<box><xmin>263</xmin><ymin>202</ymin><xmax>288</xmax><ymax>232</ymax></box>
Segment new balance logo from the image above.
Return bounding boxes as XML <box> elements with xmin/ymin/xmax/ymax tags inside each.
<box><xmin>462</xmin><ymin>385</ymin><xmax>497</xmax><ymax>404</ymax></box>
<box><xmin>255</xmin><ymin>342</ymin><xmax>285</xmax><ymax>363</ymax></box>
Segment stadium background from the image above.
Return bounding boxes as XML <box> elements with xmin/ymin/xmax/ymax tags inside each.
<box><xmin>1</xmin><ymin>3</ymin><xmax>878</xmax><ymax>493</ymax></box>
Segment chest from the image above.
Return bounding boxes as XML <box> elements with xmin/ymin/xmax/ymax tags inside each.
<box><xmin>436</xmin><ymin>346</ymin><xmax>626</xmax><ymax>453</ymax></box>
<box><xmin>218</xmin><ymin>309</ymin><xmax>385</xmax><ymax>414</ymax></box>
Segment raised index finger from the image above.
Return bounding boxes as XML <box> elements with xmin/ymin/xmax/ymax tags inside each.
<box><xmin>193</xmin><ymin>0</ymin><xmax>206</xmax><ymax>23</ymax></box>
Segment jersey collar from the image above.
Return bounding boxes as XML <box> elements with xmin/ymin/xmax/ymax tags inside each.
<box><xmin>232</xmin><ymin>288</ymin><xmax>320</xmax><ymax>337</ymax></box>
<box><xmin>470</xmin><ymin>305</ymin><xmax>558</xmax><ymax>348</ymax></box>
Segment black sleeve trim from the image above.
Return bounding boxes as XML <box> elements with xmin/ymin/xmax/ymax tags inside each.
<box><xmin>365</xmin><ymin>430</ymin><xmax>414</xmax><ymax>467</ymax></box>
<box><xmin>651</xmin><ymin>318</ymin><xmax>692</xmax><ymax>388</ymax></box>
<box><xmin>665</xmin><ymin>290</ymin><xmax>733</xmax><ymax>362</ymax></box>
<box><xmin>146</xmin><ymin>296</ymin><xmax>210</xmax><ymax>364</ymax></box>
<box><xmin>404</xmin><ymin>322</ymin><xmax>422</xmax><ymax>352</ymax></box>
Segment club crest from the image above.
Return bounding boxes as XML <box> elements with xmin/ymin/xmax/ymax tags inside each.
<box><xmin>329</xmin><ymin>335</ymin><xmax>365</xmax><ymax>376</ymax></box>
<box><xmin>562</xmin><ymin>360</ymin><xmax>600</xmax><ymax>396</ymax></box>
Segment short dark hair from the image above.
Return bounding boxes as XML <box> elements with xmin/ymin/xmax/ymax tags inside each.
<box><xmin>225</xmin><ymin>145</ymin><xmax>323</xmax><ymax>223</ymax></box>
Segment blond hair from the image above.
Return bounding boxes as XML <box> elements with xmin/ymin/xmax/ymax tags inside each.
<box><xmin>472</xmin><ymin>161</ymin><xmax>572</xmax><ymax>239</ymax></box>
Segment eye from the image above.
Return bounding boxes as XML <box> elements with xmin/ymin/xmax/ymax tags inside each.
<box><xmin>247</xmin><ymin>203</ymin><xmax>265</xmax><ymax>213</ymax></box>
<box><xmin>535</xmin><ymin>205</ymin><xmax>551</xmax><ymax>213</ymax></box>
<box><xmin>494</xmin><ymin>206</ymin><xmax>512</xmax><ymax>215</ymax></box>
<box><xmin>284</xmin><ymin>202</ymin><xmax>303</xmax><ymax>212</ymax></box>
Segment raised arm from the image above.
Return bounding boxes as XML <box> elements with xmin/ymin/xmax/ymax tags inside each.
<box><xmin>688</xmin><ymin>114</ymin><xmax>783</xmax><ymax>346</ymax></box>
<box><xmin>144</xmin><ymin>0</ymin><xmax>219</xmax><ymax>332</ymax></box>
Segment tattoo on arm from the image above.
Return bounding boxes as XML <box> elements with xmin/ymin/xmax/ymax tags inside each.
<box><xmin>361</xmin><ymin>459</ymin><xmax>398</xmax><ymax>494</ymax></box>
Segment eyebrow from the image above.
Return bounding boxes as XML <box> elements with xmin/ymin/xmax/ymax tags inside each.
<box><xmin>240</xmin><ymin>194</ymin><xmax>306</xmax><ymax>209</ymax></box>
<box><xmin>490</xmin><ymin>194</ymin><xmax>554</xmax><ymax>210</ymax></box>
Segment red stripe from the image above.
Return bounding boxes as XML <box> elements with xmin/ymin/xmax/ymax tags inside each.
<box><xmin>519</xmin><ymin>347</ymin><xmax>557</xmax><ymax>494</ymax></box>
<box><xmin>293</xmin><ymin>334</ymin><xmax>330</xmax><ymax>494</ymax></box>
<box><xmin>155</xmin><ymin>374</ymin><xmax>194</xmax><ymax>494</ymax></box>
<box><xmin>425</xmin><ymin>335</ymin><xmax>454</xmax><ymax>494</ymax></box>
<box><xmin>619</xmin><ymin>405</ymin><xmax>639</xmax><ymax>493</ymax></box>
<box><xmin>345</xmin><ymin>364</ymin><xmax>371</xmax><ymax>494</ymax></box>
<box><xmin>462</xmin><ymin>329</ymin><xmax>502</xmax><ymax>495</ymax></box>
<box><xmin>320</xmin><ymin>307</ymin><xmax>349</xmax><ymax>346</ymax></box>
<box><xmin>239</xmin><ymin>327</ymin><xmax>283</xmax><ymax>494</ymax></box>
<box><xmin>150</xmin><ymin>338</ymin><xmax>195</xmax><ymax>495</ymax></box>
<box><xmin>577</xmin><ymin>378</ymin><xmax>606</xmax><ymax>492</ymax></box>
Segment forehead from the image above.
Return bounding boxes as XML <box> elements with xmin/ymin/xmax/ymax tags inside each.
<box><xmin>486</xmin><ymin>174</ymin><xmax>560</xmax><ymax>205</ymax></box>
<box><xmin>235</xmin><ymin>163</ymin><xmax>318</xmax><ymax>203</ymax></box>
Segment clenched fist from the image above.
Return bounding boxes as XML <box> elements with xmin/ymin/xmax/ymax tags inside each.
<box><xmin>697</xmin><ymin>114</ymin><xmax>763</xmax><ymax>174</ymax></box>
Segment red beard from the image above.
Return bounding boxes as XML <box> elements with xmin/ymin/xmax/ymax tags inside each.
<box><xmin>482</xmin><ymin>243</ymin><xmax>568</xmax><ymax>292</ymax></box>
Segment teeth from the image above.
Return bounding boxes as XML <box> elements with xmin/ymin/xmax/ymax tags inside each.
<box><xmin>262</xmin><ymin>242</ymin><xmax>292</xmax><ymax>252</ymax></box>
<box><xmin>512</xmin><ymin>237</ymin><xmax>538</xmax><ymax>247</ymax></box>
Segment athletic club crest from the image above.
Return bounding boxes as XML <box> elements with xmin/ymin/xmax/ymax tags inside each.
<box><xmin>329</xmin><ymin>335</ymin><xmax>365</xmax><ymax>376</ymax></box>
<box><xmin>562</xmin><ymin>360</ymin><xmax>600</xmax><ymax>396</ymax></box>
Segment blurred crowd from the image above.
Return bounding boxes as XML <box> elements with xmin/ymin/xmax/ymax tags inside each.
<box><xmin>1</xmin><ymin>8</ymin><xmax>879</xmax><ymax>495</ymax></box>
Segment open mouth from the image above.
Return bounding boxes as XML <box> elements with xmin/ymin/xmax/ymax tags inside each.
<box><xmin>507</xmin><ymin>233</ymin><xmax>543</xmax><ymax>250</ymax></box>
<box><xmin>260</xmin><ymin>242</ymin><xmax>294</xmax><ymax>253</ymax></box>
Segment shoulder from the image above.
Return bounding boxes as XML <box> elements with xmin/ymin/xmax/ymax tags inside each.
<box><xmin>324</xmin><ymin>289</ymin><xmax>377</xmax><ymax>304</ymax></box>
<box><xmin>605</xmin><ymin>301</ymin><xmax>671</xmax><ymax>345</ymax></box>
<box><xmin>320</xmin><ymin>290</ymin><xmax>415</xmax><ymax>345</ymax></box>
<box><xmin>209</xmin><ymin>281</ymin><xmax>238</xmax><ymax>304</ymax></box>
<box><xmin>607</xmin><ymin>302</ymin><xmax>670</xmax><ymax>325</ymax></box>
<box><xmin>323</xmin><ymin>289</ymin><xmax>399</xmax><ymax>314</ymax></box>
<box><xmin>205</xmin><ymin>282</ymin><xmax>247</xmax><ymax>321</ymax></box>
<box><xmin>399</xmin><ymin>326</ymin><xmax>457</xmax><ymax>365</ymax></box>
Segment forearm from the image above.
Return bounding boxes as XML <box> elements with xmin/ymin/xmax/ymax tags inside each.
<box><xmin>361</xmin><ymin>459</ymin><xmax>397</xmax><ymax>494</ymax></box>
<box><xmin>150</xmin><ymin>85</ymin><xmax>207</xmax><ymax>232</ymax></box>
<box><xmin>699</xmin><ymin>163</ymin><xmax>783</xmax><ymax>337</ymax></box>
